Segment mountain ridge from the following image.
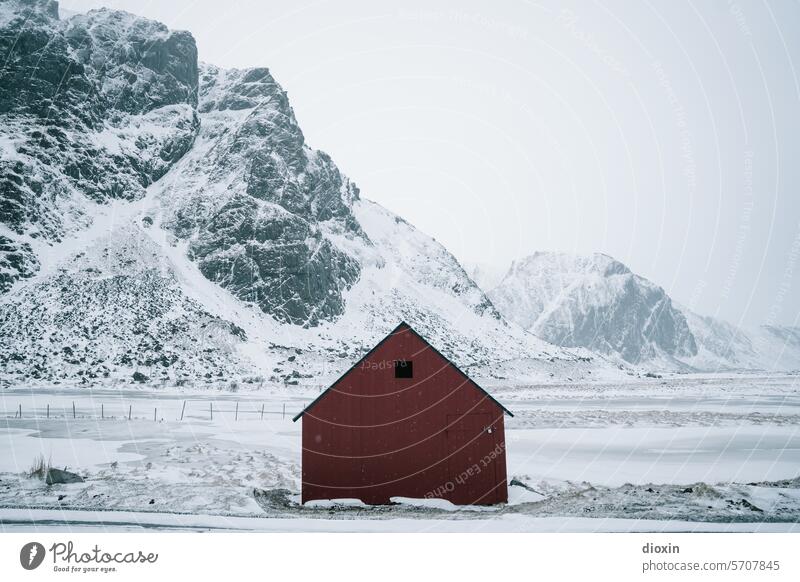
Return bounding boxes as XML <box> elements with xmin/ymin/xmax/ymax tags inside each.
<box><xmin>486</xmin><ymin>251</ymin><xmax>800</xmax><ymax>372</ymax></box>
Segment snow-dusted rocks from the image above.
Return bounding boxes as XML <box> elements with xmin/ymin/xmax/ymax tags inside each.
<box><xmin>0</xmin><ymin>236</ymin><xmax>39</xmax><ymax>293</ymax></box>
<box><xmin>161</xmin><ymin>63</ymin><xmax>364</xmax><ymax>326</ymax></box>
<box><xmin>63</xmin><ymin>8</ymin><xmax>199</xmax><ymax>113</ymax></box>
<box><xmin>683</xmin><ymin>310</ymin><xmax>800</xmax><ymax>372</ymax></box>
<box><xmin>0</xmin><ymin>224</ymin><xmax>249</xmax><ymax>383</ymax></box>
<box><xmin>0</xmin><ymin>0</ymin><xmax>199</xmax><ymax>285</ymax></box>
<box><xmin>489</xmin><ymin>252</ymin><xmax>697</xmax><ymax>365</ymax></box>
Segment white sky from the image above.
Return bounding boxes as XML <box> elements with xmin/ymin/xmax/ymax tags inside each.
<box><xmin>61</xmin><ymin>0</ymin><xmax>800</xmax><ymax>327</ymax></box>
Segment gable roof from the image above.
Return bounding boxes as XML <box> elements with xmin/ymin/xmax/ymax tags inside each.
<box><xmin>292</xmin><ymin>321</ymin><xmax>513</xmax><ymax>421</ymax></box>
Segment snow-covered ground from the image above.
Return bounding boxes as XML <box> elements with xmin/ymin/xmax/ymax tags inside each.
<box><xmin>1</xmin><ymin>374</ymin><xmax>798</xmax><ymax>532</ymax></box>
<box><xmin>3</xmin><ymin>508</ymin><xmax>795</xmax><ymax>533</ymax></box>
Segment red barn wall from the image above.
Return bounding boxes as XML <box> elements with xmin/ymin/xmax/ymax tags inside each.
<box><xmin>301</xmin><ymin>326</ymin><xmax>508</xmax><ymax>505</ymax></box>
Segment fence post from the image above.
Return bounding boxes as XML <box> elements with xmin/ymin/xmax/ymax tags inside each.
<box><xmin>73</xmin><ymin>402</ymin><xmax>76</xmax><ymax>419</ymax></box>
<box><xmin>19</xmin><ymin>404</ymin><xmax>22</xmax><ymax>418</ymax></box>
<box><xmin>282</xmin><ymin>403</ymin><xmax>286</xmax><ymax>420</ymax></box>
<box><xmin>261</xmin><ymin>404</ymin><xmax>264</xmax><ymax>421</ymax></box>
<box><xmin>180</xmin><ymin>401</ymin><xmax>186</xmax><ymax>421</ymax></box>
<box><xmin>235</xmin><ymin>402</ymin><xmax>239</xmax><ymax>421</ymax></box>
<box><xmin>101</xmin><ymin>404</ymin><xmax>104</xmax><ymax>419</ymax></box>
<box><xmin>210</xmin><ymin>402</ymin><xmax>213</xmax><ymax>421</ymax></box>
<box><xmin>47</xmin><ymin>404</ymin><xmax>49</xmax><ymax>419</ymax></box>
<box><xmin>128</xmin><ymin>405</ymin><xmax>132</xmax><ymax>421</ymax></box>
<box><xmin>154</xmin><ymin>407</ymin><xmax>157</xmax><ymax>422</ymax></box>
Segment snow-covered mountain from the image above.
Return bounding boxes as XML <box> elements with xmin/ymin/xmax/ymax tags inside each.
<box><xmin>0</xmin><ymin>0</ymin><xmax>621</xmax><ymax>387</ymax></box>
<box><xmin>681</xmin><ymin>309</ymin><xmax>800</xmax><ymax>372</ymax></box>
<box><xmin>488</xmin><ymin>252</ymin><xmax>697</xmax><ymax>366</ymax></box>
<box><xmin>488</xmin><ymin>251</ymin><xmax>800</xmax><ymax>371</ymax></box>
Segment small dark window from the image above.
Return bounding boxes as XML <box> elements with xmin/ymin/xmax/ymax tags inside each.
<box><xmin>395</xmin><ymin>360</ymin><xmax>413</xmax><ymax>378</ymax></box>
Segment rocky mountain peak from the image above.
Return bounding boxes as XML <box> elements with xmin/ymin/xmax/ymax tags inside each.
<box><xmin>64</xmin><ymin>8</ymin><xmax>199</xmax><ymax>112</ymax></box>
<box><xmin>490</xmin><ymin>251</ymin><xmax>697</xmax><ymax>364</ymax></box>
<box><xmin>509</xmin><ymin>251</ymin><xmax>631</xmax><ymax>280</ymax></box>
<box><xmin>0</xmin><ymin>1</ymin><xmax>199</xmax><ymax>291</ymax></box>
<box><xmin>200</xmin><ymin>65</ymin><xmax>285</xmax><ymax>113</ymax></box>
<box><xmin>1</xmin><ymin>0</ymin><xmax>58</xmax><ymax>24</ymax></box>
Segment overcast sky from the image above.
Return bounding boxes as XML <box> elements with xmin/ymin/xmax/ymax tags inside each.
<box><xmin>61</xmin><ymin>0</ymin><xmax>800</xmax><ymax>327</ymax></box>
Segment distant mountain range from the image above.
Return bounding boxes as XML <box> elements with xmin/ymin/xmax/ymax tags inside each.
<box><xmin>483</xmin><ymin>251</ymin><xmax>800</xmax><ymax>372</ymax></box>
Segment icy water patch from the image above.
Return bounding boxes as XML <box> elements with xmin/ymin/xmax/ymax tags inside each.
<box><xmin>0</xmin><ymin>426</ymin><xmax>145</xmax><ymax>473</ymax></box>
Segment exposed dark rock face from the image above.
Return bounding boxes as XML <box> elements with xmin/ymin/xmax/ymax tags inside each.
<box><xmin>0</xmin><ymin>235</ymin><xmax>39</xmax><ymax>293</ymax></box>
<box><xmin>0</xmin><ymin>0</ymin><xmax>93</xmax><ymax>121</ymax></box>
<box><xmin>63</xmin><ymin>8</ymin><xmax>199</xmax><ymax>112</ymax></box>
<box><xmin>187</xmin><ymin>194</ymin><xmax>360</xmax><ymax>325</ymax></box>
<box><xmin>164</xmin><ymin>64</ymin><xmax>365</xmax><ymax>326</ymax></box>
<box><xmin>197</xmin><ymin>65</ymin><xmax>361</xmax><ymax>230</ymax></box>
<box><xmin>0</xmin><ymin>0</ymin><xmax>199</xmax><ymax>284</ymax></box>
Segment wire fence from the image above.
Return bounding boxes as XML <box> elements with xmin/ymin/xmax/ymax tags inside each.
<box><xmin>5</xmin><ymin>400</ymin><xmax>304</xmax><ymax>423</ymax></box>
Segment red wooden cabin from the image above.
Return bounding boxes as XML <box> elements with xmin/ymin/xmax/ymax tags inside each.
<box><xmin>293</xmin><ymin>322</ymin><xmax>512</xmax><ymax>505</ymax></box>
